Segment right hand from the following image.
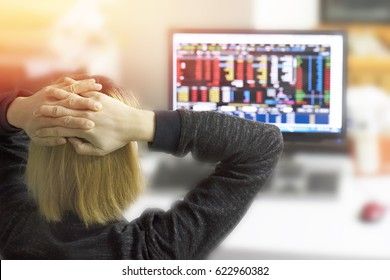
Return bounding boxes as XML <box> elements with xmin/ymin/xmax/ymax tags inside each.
<box><xmin>33</xmin><ymin>91</ymin><xmax>156</xmax><ymax>156</ymax></box>
<box><xmin>6</xmin><ymin>78</ymin><xmax>103</xmax><ymax>146</ymax></box>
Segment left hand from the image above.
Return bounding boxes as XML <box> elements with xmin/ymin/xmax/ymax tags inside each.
<box><xmin>34</xmin><ymin>91</ymin><xmax>156</xmax><ymax>156</ymax></box>
<box><xmin>6</xmin><ymin>78</ymin><xmax>103</xmax><ymax>146</ymax></box>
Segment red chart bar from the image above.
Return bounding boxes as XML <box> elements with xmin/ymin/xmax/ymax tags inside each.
<box><xmin>195</xmin><ymin>56</ymin><xmax>202</xmax><ymax>81</ymax></box>
<box><xmin>236</xmin><ymin>57</ymin><xmax>244</xmax><ymax>81</ymax></box>
<box><xmin>256</xmin><ymin>91</ymin><xmax>263</xmax><ymax>104</ymax></box>
<box><xmin>201</xmin><ymin>89</ymin><xmax>208</xmax><ymax>102</ymax></box>
<box><xmin>246</xmin><ymin>60</ymin><xmax>254</xmax><ymax>81</ymax></box>
<box><xmin>191</xmin><ymin>87</ymin><xmax>198</xmax><ymax>102</ymax></box>
<box><xmin>204</xmin><ymin>56</ymin><xmax>211</xmax><ymax>81</ymax></box>
<box><xmin>324</xmin><ymin>68</ymin><xmax>330</xmax><ymax>91</ymax></box>
<box><xmin>177</xmin><ymin>59</ymin><xmax>182</xmax><ymax>83</ymax></box>
<box><xmin>296</xmin><ymin>67</ymin><xmax>303</xmax><ymax>90</ymax></box>
<box><xmin>212</xmin><ymin>57</ymin><xmax>220</xmax><ymax>86</ymax></box>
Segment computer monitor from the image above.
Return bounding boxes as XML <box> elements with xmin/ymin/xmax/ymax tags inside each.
<box><xmin>170</xmin><ymin>30</ymin><xmax>347</xmax><ymax>142</ymax></box>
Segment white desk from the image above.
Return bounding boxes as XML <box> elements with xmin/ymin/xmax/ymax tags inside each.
<box><xmin>125</xmin><ymin>154</ymin><xmax>390</xmax><ymax>259</ymax></box>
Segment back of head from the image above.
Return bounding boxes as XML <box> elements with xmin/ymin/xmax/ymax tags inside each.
<box><xmin>26</xmin><ymin>76</ymin><xmax>143</xmax><ymax>226</ymax></box>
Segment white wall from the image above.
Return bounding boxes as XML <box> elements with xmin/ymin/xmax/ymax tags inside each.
<box><xmin>110</xmin><ymin>0</ymin><xmax>320</xmax><ymax>109</ymax></box>
<box><xmin>110</xmin><ymin>0</ymin><xmax>254</xmax><ymax>109</ymax></box>
<box><xmin>252</xmin><ymin>0</ymin><xmax>320</xmax><ymax>30</ymax></box>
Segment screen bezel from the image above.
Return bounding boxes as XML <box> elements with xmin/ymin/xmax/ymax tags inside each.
<box><xmin>169</xmin><ymin>29</ymin><xmax>347</xmax><ymax>142</ymax></box>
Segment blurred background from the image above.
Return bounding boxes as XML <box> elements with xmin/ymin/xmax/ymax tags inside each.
<box><xmin>1</xmin><ymin>0</ymin><xmax>390</xmax><ymax>259</ymax></box>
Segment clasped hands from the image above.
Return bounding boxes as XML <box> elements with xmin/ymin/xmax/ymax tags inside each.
<box><xmin>7</xmin><ymin>78</ymin><xmax>155</xmax><ymax>156</ymax></box>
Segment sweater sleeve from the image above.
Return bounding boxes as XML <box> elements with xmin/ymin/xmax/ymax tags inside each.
<box><xmin>0</xmin><ymin>89</ymin><xmax>32</xmax><ymax>207</ymax></box>
<box><xmin>137</xmin><ymin>110</ymin><xmax>283</xmax><ymax>259</ymax></box>
<box><xmin>0</xmin><ymin>91</ymin><xmax>33</xmax><ymax>251</ymax></box>
<box><xmin>148</xmin><ymin>110</ymin><xmax>181</xmax><ymax>154</ymax></box>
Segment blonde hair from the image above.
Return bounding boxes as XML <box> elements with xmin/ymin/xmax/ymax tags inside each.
<box><xmin>26</xmin><ymin>77</ymin><xmax>143</xmax><ymax>226</ymax></box>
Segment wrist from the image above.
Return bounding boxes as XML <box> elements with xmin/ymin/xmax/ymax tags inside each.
<box><xmin>127</xmin><ymin>109</ymin><xmax>155</xmax><ymax>142</ymax></box>
<box><xmin>6</xmin><ymin>97</ymin><xmax>26</xmax><ymax>129</ymax></box>
<box><xmin>138</xmin><ymin>110</ymin><xmax>156</xmax><ymax>142</ymax></box>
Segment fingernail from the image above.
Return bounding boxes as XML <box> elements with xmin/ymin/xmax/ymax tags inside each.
<box><xmin>94</xmin><ymin>102</ymin><xmax>102</xmax><ymax>110</ymax></box>
<box><xmin>94</xmin><ymin>83</ymin><xmax>102</xmax><ymax>90</ymax></box>
<box><xmin>58</xmin><ymin>138</ymin><xmax>67</xmax><ymax>145</ymax></box>
<box><xmin>87</xmin><ymin>121</ymin><xmax>95</xmax><ymax>128</ymax></box>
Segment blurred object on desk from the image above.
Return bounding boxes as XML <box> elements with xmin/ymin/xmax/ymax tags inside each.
<box><xmin>359</xmin><ymin>201</ymin><xmax>386</xmax><ymax>223</ymax></box>
<box><xmin>349</xmin><ymin>30</ymin><xmax>389</xmax><ymax>57</ymax></box>
<box><xmin>319</xmin><ymin>23</ymin><xmax>390</xmax><ymax>93</ymax></box>
<box><xmin>321</xmin><ymin>0</ymin><xmax>390</xmax><ymax>24</ymax></box>
<box><xmin>347</xmin><ymin>86</ymin><xmax>390</xmax><ymax>175</ymax></box>
<box><xmin>347</xmin><ymin>25</ymin><xmax>390</xmax><ymax>94</ymax></box>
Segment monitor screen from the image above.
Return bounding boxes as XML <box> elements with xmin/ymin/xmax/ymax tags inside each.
<box><xmin>170</xmin><ymin>30</ymin><xmax>346</xmax><ymax>141</ymax></box>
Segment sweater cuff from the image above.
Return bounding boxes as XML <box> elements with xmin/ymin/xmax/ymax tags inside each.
<box><xmin>148</xmin><ymin>110</ymin><xmax>181</xmax><ymax>154</ymax></box>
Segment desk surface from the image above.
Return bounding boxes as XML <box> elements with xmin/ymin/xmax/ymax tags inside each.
<box><xmin>125</xmin><ymin>154</ymin><xmax>390</xmax><ymax>259</ymax></box>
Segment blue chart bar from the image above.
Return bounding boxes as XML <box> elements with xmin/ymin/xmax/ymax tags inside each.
<box><xmin>243</xmin><ymin>90</ymin><xmax>250</xmax><ymax>103</ymax></box>
<box><xmin>281</xmin><ymin>114</ymin><xmax>287</xmax><ymax>123</ymax></box>
<box><xmin>311</xmin><ymin>91</ymin><xmax>314</xmax><ymax>106</ymax></box>
<box><xmin>256</xmin><ymin>114</ymin><xmax>266</xmax><ymax>123</ymax></box>
<box><xmin>316</xmin><ymin>56</ymin><xmax>323</xmax><ymax>101</ymax></box>
<box><xmin>295</xmin><ymin>114</ymin><xmax>310</xmax><ymax>124</ymax></box>
<box><xmin>269</xmin><ymin>114</ymin><xmax>279</xmax><ymax>123</ymax></box>
<box><xmin>244</xmin><ymin>113</ymin><xmax>256</xmax><ymax>121</ymax></box>
<box><xmin>265</xmin><ymin>100</ymin><xmax>279</xmax><ymax>105</ymax></box>
<box><xmin>308</xmin><ymin>56</ymin><xmax>312</xmax><ymax>92</ymax></box>
<box><xmin>254</xmin><ymin>113</ymin><xmax>328</xmax><ymax>125</ymax></box>
<box><xmin>315</xmin><ymin>114</ymin><xmax>329</xmax><ymax>124</ymax></box>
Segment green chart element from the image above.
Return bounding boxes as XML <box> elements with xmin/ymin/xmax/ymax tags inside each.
<box><xmin>295</xmin><ymin>56</ymin><xmax>305</xmax><ymax>102</ymax></box>
<box><xmin>324</xmin><ymin>56</ymin><xmax>330</xmax><ymax>104</ymax></box>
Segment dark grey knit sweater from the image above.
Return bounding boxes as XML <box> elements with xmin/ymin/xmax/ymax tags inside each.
<box><xmin>0</xmin><ymin>91</ymin><xmax>283</xmax><ymax>259</ymax></box>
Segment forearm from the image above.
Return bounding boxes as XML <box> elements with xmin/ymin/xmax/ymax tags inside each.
<box><xmin>176</xmin><ymin>110</ymin><xmax>283</xmax><ymax>166</ymax></box>
<box><xmin>131</xmin><ymin>109</ymin><xmax>156</xmax><ymax>143</ymax></box>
